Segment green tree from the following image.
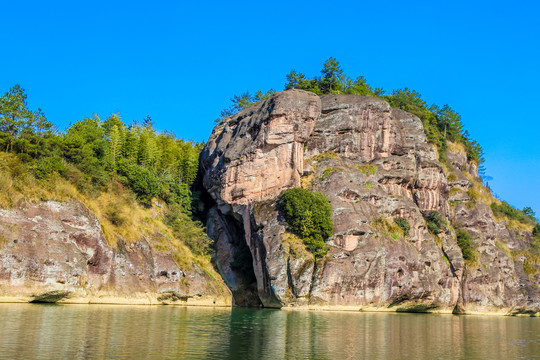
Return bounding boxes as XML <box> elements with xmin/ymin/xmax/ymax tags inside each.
<box><xmin>62</xmin><ymin>116</ymin><xmax>108</xmax><ymax>189</ymax></box>
<box><xmin>436</xmin><ymin>104</ymin><xmax>463</xmax><ymax>142</ymax></box>
<box><xmin>0</xmin><ymin>85</ymin><xmax>32</xmax><ymax>152</ymax></box>
<box><xmin>533</xmin><ymin>224</ymin><xmax>540</xmax><ymax>238</ymax></box>
<box><xmin>138</xmin><ymin>126</ymin><xmax>159</xmax><ymax>169</ymax></box>
<box><xmin>122</xmin><ymin>126</ymin><xmax>139</xmax><ymax>161</ymax></box>
<box><xmin>456</xmin><ymin>228</ymin><xmax>476</xmax><ymax>261</ymax></box>
<box><xmin>117</xmin><ymin>158</ymin><xmax>161</xmax><ymax>205</ymax></box>
<box><xmin>285</xmin><ymin>70</ymin><xmax>308</xmax><ymax>90</ymax></box>
<box><xmin>386</xmin><ymin>88</ymin><xmax>427</xmax><ymax>111</ymax></box>
<box><xmin>523</xmin><ymin>207</ymin><xmax>535</xmax><ymax>217</ymax></box>
<box><xmin>0</xmin><ymin>85</ymin><xmax>54</xmax><ymax>157</ymax></box>
<box><xmin>279</xmin><ymin>188</ymin><xmax>333</xmax><ymax>257</ymax></box>
<box><xmin>320</xmin><ymin>57</ymin><xmax>344</xmax><ymax>93</ymax></box>
<box><xmin>102</xmin><ymin>112</ymin><xmax>124</xmax><ymax>135</ymax></box>
<box><xmin>108</xmin><ymin>124</ymin><xmax>122</xmax><ymax>171</ymax></box>
<box><xmin>217</xmin><ymin>89</ymin><xmax>275</xmax><ymax>121</ymax></box>
<box><xmin>343</xmin><ymin>76</ymin><xmax>375</xmax><ymax>96</ymax></box>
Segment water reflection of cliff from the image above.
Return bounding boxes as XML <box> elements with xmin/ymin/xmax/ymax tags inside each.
<box><xmin>0</xmin><ymin>305</ymin><xmax>537</xmax><ymax>359</ymax></box>
<box><xmin>224</xmin><ymin>310</ymin><xmax>540</xmax><ymax>359</ymax></box>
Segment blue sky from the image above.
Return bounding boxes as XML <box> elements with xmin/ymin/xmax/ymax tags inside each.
<box><xmin>1</xmin><ymin>0</ymin><xmax>539</xmax><ymax>214</ymax></box>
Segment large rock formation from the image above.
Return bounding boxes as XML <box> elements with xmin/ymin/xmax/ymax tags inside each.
<box><xmin>0</xmin><ymin>201</ymin><xmax>231</xmax><ymax>305</ymax></box>
<box><xmin>201</xmin><ymin>89</ymin><xmax>540</xmax><ymax>314</ymax></box>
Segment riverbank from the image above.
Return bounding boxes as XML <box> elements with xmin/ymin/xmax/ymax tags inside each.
<box><xmin>280</xmin><ymin>304</ymin><xmax>539</xmax><ymax>317</ymax></box>
<box><xmin>1</xmin><ymin>294</ymin><xmax>537</xmax><ymax>317</ymax></box>
<box><xmin>0</xmin><ymin>293</ymin><xmax>232</xmax><ymax>307</ymax></box>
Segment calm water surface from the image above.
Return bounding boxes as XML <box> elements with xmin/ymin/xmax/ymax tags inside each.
<box><xmin>0</xmin><ymin>304</ymin><xmax>538</xmax><ymax>359</ymax></box>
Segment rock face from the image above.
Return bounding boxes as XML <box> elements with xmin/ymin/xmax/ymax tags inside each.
<box><xmin>201</xmin><ymin>89</ymin><xmax>540</xmax><ymax>314</ymax></box>
<box><xmin>202</xmin><ymin>90</ymin><xmax>321</xmax><ymax>306</ymax></box>
<box><xmin>0</xmin><ymin>201</ymin><xmax>231</xmax><ymax>305</ymax></box>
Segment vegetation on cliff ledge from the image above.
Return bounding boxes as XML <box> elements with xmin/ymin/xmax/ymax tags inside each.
<box><xmin>278</xmin><ymin>188</ymin><xmax>333</xmax><ymax>258</ymax></box>
<box><xmin>455</xmin><ymin>228</ymin><xmax>477</xmax><ymax>262</ymax></box>
<box><xmin>394</xmin><ymin>217</ymin><xmax>411</xmax><ymax>235</ymax></box>
<box><xmin>423</xmin><ymin>210</ymin><xmax>448</xmax><ymax>235</ymax></box>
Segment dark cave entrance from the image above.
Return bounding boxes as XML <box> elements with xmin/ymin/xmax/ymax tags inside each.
<box><xmin>195</xmin><ymin>183</ymin><xmax>261</xmax><ymax>307</ymax></box>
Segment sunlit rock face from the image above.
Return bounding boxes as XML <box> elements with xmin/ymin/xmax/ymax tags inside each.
<box><xmin>201</xmin><ymin>89</ymin><xmax>321</xmax><ymax>209</ymax></box>
<box><xmin>0</xmin><ymin>201</ymin><xmax>231</xmax><ymax>305</ymax></box>
<box><xmin>202</xmin><ymin>89</ymin><xmax>539</xmax><ymax>314</ymax></box>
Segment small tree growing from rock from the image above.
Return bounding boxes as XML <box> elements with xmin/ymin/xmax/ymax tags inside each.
<box><xmin>456</xmin><ymin>228</ymin><xmax>476</xmax><ymax>261</ymax></box>
<box><xmin>278</xmin><ymin>188</ymin><xmax>333</xmax><ymax>258</ymax></box>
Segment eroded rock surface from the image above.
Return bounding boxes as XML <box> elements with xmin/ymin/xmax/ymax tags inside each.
<box><xmin>202</xmin><ymin>90</ymin><xmax>539</xmax><ymax>314</ymax></box>
<box><xmin>0</xmin><ymin>201</ymin><xmax>231</xmax><ymax>305</ymax></box>
<box><xmin>446</xmin><ymin>146</ymin><xmax>540</xmax><ymax>313</ymax></box>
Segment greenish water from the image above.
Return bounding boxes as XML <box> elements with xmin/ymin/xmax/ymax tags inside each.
<box><xmin>0</xmin><ymin>304</ymin><xmax>538</xmax><ymax>359</ymax></box>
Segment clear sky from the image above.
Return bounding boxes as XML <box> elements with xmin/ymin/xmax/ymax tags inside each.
<box><xmin>2</xmin><ymin>0</ymin><xmax>539</xmax><ymax>214</ymax></box>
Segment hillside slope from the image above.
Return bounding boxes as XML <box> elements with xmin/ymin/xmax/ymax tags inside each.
<box><xmin>0</xmin><ymin>145</ymin><xmax>231</xmax><ymax>305</ymax></box>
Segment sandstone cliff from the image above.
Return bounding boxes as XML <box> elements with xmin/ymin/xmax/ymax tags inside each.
<box><xmin>0</xmin><ymin>200</ymin><xmax>231</xmax><ymax>305</ymax></box>
<box><xmin>201</xmin><ymin>89</ymin><xmax>540</xmax><ymax>314</ymax></box>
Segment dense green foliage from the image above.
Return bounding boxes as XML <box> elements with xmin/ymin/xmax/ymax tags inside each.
<box><xmin>0</xmin><ymin>85</ymin><xmax>208</xmax><ymax>256</ymax></box>
<box><xmin>285</xmin><ymin>57</ymin><xmax>382</xmax><ymax>97</ymax></box>
<box><xmin>423</xmin><ymin>210</ymin><xmax>447</xmax><ymax>235</ymax></box>
<box><xmin>394</xmin><ymin>217</ymin><xmax>411</xmax><ymax>235</ymax></box>
<box><xmin>533</xmin><ymin>224</ymin><xmax>540</xmax><ymax>238</ymax></box>
<box><xmin>164</xmin><ymin>205</ymin><xmax>212</xmax><ymax>256</ymax></box>
<box><xmin>456</xmin><ymin>228</ymin><xmax>476</xmax><ymax>261</ymax></box>
<box><xmin>0</xmin><ymin>85</ymin><xmax>56</xmax><ymax>158</ymax></box>
<box><xmin>223</xmin><ymin>58</ymin><xmax>484</xmax><ymax>170</ymax></box>
<box><xmin>278</xmin><ymin>188</ymin><xmax>333</xmax><ymax>258</ymax></box>
<box><xmin>491</xmin><ymin>201</ymin><xmax>537</xmax><ymax>226</ymax></box>
<box><xmin>0</xmin><ymin>85</ymin><xmax>201</xmax><ymax>209</ymax></box>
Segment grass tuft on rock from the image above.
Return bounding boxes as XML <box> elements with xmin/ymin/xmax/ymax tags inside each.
<box><xmin>373</xmin><ymin>217</ymin><xmax>404</xmax><ymax>240</ymax></box>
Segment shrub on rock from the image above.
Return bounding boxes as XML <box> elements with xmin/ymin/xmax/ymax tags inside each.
<box><xmin>279</xmin><ymin>188</ymin><xmax>333</xmax><ymax>258</ymax></box>
<box><xmin>423</xmin><ymin>210</ymin><xmax>447</xmax><ymax>235</ymax></box>
<box><xmin>394</xmin><ymin>217</ymin><xmax>411</xmax><ymax>235</ymax></box>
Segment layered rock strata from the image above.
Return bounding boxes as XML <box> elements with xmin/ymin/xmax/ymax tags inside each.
<box><xmin>0</xmin><ymin>201</ymin><xmax>231</xmax><ymax>305</ymax></box>
<box><xmin>201</xmin><ymin>89</ymin><xmax>539</xmax><ymax>314</ymax></box>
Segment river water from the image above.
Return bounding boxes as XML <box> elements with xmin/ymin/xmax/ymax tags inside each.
<box><xmin>0</xmin><ymin>304</ymin><xmax>538</xmax><ymax>359</ymax></box>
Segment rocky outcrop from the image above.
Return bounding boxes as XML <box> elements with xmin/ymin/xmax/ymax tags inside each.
<box><xmin>201</xmin><ymin>90</ymin><xmax>321</xmax><ymax>306</ymax></box>
<box><xmin>446</xmin><ymin>145</ymin><xmax>540</xmax><ymax>314</ymax></box>
<box><xmin>0</xmin><ymin>201</ymin><xmax>231</xmax><ymax>305</ymax></box>
<box><xmin>201</xmin><ymin>89</ymin><xmax>539</xmax><ymax>314</ymax></box>
<box><xmin>202</xmin><ymin>89</ymin><xmax>320</xmax><ymax>208</ymax></box>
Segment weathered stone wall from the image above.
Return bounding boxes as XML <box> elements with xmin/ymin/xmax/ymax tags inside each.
<box><xmin>0</xmin><ymin>201</ymin><xmax>231</xmax><ymax>305</ymax></box>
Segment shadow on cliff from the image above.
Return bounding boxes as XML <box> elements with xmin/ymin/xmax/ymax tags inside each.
<box><xmin>193</xmin><ymin>174</ymin><xmax>262</xmax><ymax>307</ymax></box>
